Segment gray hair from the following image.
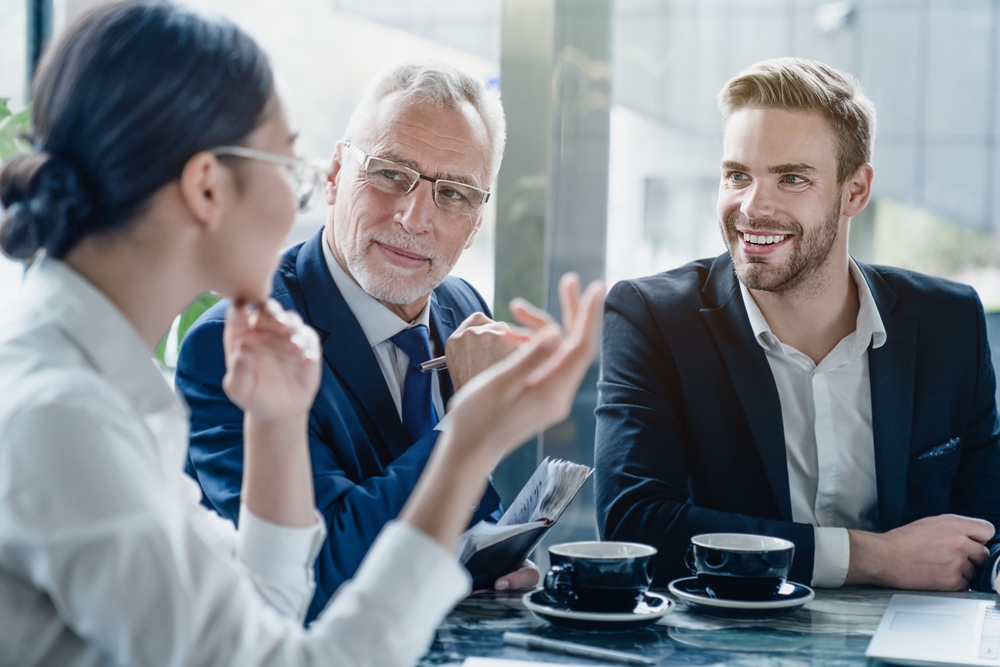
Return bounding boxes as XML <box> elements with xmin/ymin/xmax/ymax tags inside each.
<box><xmin>343</xmin><ymin>60</ymin><xmax>506</xmax><ymax>184</ymax></box>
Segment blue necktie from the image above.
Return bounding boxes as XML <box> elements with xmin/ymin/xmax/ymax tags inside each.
<box><xmin>389</xmin><ymin>325</ymin><xmax>439</xmax><ymax>442</ymax></box>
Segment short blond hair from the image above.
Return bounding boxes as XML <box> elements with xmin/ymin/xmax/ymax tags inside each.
<box><xmin>718</xmin><ymin>58</ymin><xmax>876</xmax><ymax>184</ymax></box>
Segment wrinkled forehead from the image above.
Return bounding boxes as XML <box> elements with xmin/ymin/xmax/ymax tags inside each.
<box><xmin>358</xmin><ymin>91</ymin><xmax>492</xmax><ymax>188</ymax></box>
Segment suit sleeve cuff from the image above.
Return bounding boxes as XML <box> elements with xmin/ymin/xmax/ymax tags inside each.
<box><xmin>237</xmin><ymin>503</ymin><xmax>326</xmax><ymax>581</ymax></box>
<box><xmin>991</xmin><ymin>555</ymin><xmax>1000</xmax><ymax>592</ymax></box>
<box><xmin>811</xmin><ymin>526</ymin><xmax>849</xmax><ymax>588</ymax></box>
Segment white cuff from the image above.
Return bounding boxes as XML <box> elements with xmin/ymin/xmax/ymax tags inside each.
<box><xmin>350</xmin><ymin>521</ymin><xmax>470</xmax><ymax>608</ymax></box>
<box><xmin>434</xmin><ymin>413</ymin><xmax>451</xmax><ymax>433</ymax></box>
<box><xmin>811</xmin><ymin>526</ymin><xmax>850</xmax><ymax>588</ymax></box>
<box><xmin>237</xmin><ymin>503</ymin><xmax>326</xmax><ymax>582</ymax></box>
<box><xmin>310</xmin><ymin>521</ymin><xmax>470</xmax><ymax>666</ymax></box>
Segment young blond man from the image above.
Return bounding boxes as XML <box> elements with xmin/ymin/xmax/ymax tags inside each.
<box><xmin>596</xmin><ymin>58</ymin><xmax>1000</xmax><ymax>592</ymax></box>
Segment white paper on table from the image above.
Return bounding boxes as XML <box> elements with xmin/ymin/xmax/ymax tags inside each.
<box><xmin>463</xmin><ymin>659</ymin><xmax>590</xmax><ymax>667</ymax></box>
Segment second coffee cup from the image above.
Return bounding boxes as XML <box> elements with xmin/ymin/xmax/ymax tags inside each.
<box><xmin>543</xmin><ymin>541</ymin><xmax>657</xmax><ymax>613</ymax></box>
<box><xmin>687</xmin><ymin>533</ymin><xmax>795</xmax><ymax>601</ymax></box>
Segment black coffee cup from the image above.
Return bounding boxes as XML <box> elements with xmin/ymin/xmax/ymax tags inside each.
<box><xmin>686</xmin><ymin>533</ymin><xmax>795</xmax><ymax>601</ymax></box>
<box><xmin>543</xmin><ymin>541</ymin><xmax>657</xmax><ymax>613</ymax></box>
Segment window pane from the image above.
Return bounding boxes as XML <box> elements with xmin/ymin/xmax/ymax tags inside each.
<box><xmin>0</xmin><ymin>0</ymin><xmax>27</xmax><ymax>312</ymax></box>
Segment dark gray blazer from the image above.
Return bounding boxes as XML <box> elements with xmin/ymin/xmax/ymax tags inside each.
<box><xmin>596</xmin><ymin>253</ymin><xmax>1000</xmax><ymax>589</ymax></box>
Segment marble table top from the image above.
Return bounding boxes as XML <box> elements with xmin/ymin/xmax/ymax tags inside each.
<box><xmin>420</xmin><ymin>586</ymin><xmax>997</xmax><ymax>666</ymax></box>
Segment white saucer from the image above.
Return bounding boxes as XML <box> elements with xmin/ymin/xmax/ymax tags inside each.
<box><xmin>523</xmin><ymin>590</ymin><xmax>673</xmax><ymax>631</ymax></box>
<box><xmin>668</xmin><ymin>577</ymin><xmax>814</xmax><ymax>619</ymax></box>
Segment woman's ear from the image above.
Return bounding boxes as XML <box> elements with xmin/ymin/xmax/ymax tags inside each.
<box><xmin>178</xmin><ymin>152</ymin><xmax>228</xmax><ymax>231</ymax></box>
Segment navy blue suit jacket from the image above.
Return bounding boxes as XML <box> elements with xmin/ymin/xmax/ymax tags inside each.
<box><xmin>177</xmin><ymin>230</ymin><xmax>501</xmax><ymax>622</ymax></box>
<box><xmin>596</xmin><ymin>254</ymin><xmax>1000</xmax><ymax>589</ymax></box>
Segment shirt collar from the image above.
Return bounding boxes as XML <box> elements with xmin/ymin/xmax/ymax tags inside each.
<box><xmin>17</xmin><ymin>256</ymin><xmax>181</xmax><ymax>419</ymax></box>
<box><xmin>739</xmin><ymin>258</ymin><xmax>887</xmax><ymax>353</ymax></box>
<box><xmin>322</xmin><ymin>232</ymin><xmax>431</xmax><ymax>347</ymax></box>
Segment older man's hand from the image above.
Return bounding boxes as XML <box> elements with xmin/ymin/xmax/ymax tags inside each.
<box><xmin>494</xmin><ymin>560</ymin><xmax>541</xmax><ymax>591</ymax></box>
<box><xmin>445</xmin><ymin>313</ymin><xmax>530</xmax><ymax>393</ymax></box>
<box><xmin>470</xmin><ymin>561</ymin><xmax>540</xmax><ymax>593</ymax></box>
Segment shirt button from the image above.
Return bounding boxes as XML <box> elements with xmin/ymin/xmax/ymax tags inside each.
<box><xmin>471</xmin><ymin>500</ymin><xmax>480</xmax><ymax>512</ymax></box>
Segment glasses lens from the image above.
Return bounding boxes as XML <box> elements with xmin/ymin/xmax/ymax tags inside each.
<box><xmin>295</xmin><ymin>170</ymin><xmax>318</xmax><ymax>211</ymax></box>
<box><xmin>364</xmin><ymin>157</ymin><xmax>417</xmax><ymax>195</ymax></box>
<box><xmin>433</xmin><ymin>180</ymin><xmax>485</xmax><ymax>215</ymax></box>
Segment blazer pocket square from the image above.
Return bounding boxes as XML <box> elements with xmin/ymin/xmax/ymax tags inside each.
<box><xmin>916</xmin><ymin>437</ymin><xmax>961</xmax><ymax>460</ymax></box>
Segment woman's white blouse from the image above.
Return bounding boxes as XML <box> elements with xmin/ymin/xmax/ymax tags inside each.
<box><xmin>0</xmin><ymin>257</ymin><xmax>470</xmax><ymax>667</ymax></box>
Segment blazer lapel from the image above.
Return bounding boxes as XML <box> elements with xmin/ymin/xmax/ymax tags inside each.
<box><xmin>859</xmin><ymin>263</ymin><xmax>916</xmax><ymax>530</ymax></box>
<box><xmin>699</xmin><ymin>255</ymin><xmax>793</xmax><ymax>521</ymax></box>
<box><xmin>429</xmin><ymin>293</ymin><xmax>458</xmax><ymax>404</ymax></box>
<box><xmin>294</xmin><ymin>231</ymin><xmax>411</xmax><ymax>460</ymax></box>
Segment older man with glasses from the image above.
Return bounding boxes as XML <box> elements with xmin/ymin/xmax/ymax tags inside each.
<box><xmin>177</xmin><ymin>62</ymin><xmax>538</xmax><ymax>624</ymax></box>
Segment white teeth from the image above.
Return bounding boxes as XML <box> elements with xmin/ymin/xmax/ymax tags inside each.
<box><xmin>743</xmin><ymin>233</ymin><xmax>787</xmax><ymax>246</ymax></box>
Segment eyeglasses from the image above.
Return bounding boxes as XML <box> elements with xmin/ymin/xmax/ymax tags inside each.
<box><xmin>343</xmin><ymin>141</ymin><xmax>490</xmax><ymax>216</ymax></box>
<box><xmin>211</xmin><ymin>146</ymin><xmax>331</xmax><ymax>212</ymax></box>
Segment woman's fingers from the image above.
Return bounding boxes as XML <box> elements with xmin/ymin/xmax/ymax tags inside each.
<box><xmin>490</xmin><ymin>277</ymin><xmax>603</xmax><ymax>397</ymax></box>
<box><xmin>457</xmin><ymin>324</ymin><xmax>562</xmax><ymax>405</ymax></box>
<box><xmin>525</xmin><ymin>280</ymin><xmax>604</xmax><ymax>390</ymax></box>
<box><xmin>558</xmin><ymin>273</ymin><xmax>581</xmax><ymax>332</ymax></box>
<box><xmin>500</xmin><ymin>329</ymin><xmax>534</xmax><ymax>345</ymax></box>
<box><xmin>510</xmin><ymin>297</ymin><xmax>559</xmax><ymax>332</ymax></box>
<box><xmin>574</xmin><ymin>281</ymin><xmax>605</xmax><ymax>350</ymax></box>
<box><xmin>223</xmin><ymin>302</ymin><xmax>252</xmax><ymax>354</ymax></box>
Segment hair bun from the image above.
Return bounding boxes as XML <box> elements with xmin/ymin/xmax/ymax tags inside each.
<box><xmin>0</xmin><ymin>153</ymin><xmax>93</xmax><ymax>259</ymax></box>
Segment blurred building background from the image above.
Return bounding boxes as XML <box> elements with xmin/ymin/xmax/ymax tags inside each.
<box><xmin>2</xmin><ymin>0</ymin><xmax>1000</xmax><ymax>568</ymax></box>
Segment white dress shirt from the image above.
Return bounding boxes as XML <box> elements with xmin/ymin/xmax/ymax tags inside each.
<box><xmin>323</xmin><ymin>235</ymin><xmax>446</xmax><ymax>419</ymax></box>
<box><xmin>0</xmin><ymin>257</ymin><xmax>470</xmax><ymax>667</ymax></box>
<box><xmin>740</xmin><ymin>259</ymin><xmax>887</xmax><ymax>588</ymax></box>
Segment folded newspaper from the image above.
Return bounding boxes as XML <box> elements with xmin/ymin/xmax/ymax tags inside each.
<box><xmin>459</xmin><ymin>457</ymin><xmax>594</xmax><ymax>590</ymax></box>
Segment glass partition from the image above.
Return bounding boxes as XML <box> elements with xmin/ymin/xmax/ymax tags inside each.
<box><xmin>0</xmin><ymin>1</ymin><xmax>27</xmax><ymax>312</ymax></box>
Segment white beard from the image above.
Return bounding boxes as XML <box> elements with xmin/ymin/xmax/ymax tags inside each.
<box><xmin>335</xmin><ymin>224</ymin><xmax>451</xmax><ymax>305</ymax></box>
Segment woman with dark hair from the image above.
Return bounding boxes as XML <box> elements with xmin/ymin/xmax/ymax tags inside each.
<box><xmin>0</xmin><ymin>2</ymin><xmax>603</xmax><ymax>666</ymax></box>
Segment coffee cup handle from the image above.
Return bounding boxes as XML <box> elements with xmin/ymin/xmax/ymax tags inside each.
<box><xmin>684</xmin><ymin>545</ymin><xmax>697</xmax><ymax>575</ymax></box>
<box><xmin>544</xmin><ymin>563</ymin><xmax>577</xmax><ymax>604</ymax></box>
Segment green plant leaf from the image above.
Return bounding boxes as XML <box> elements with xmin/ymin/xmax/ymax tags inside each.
<box><xmin>153</xmin><ymin>292</ymin><xmax>222</xmax><ymax>368</ymax></box>
<box><xmin>0</xmin><ymin>99</ymin><xmax>32</xmax><ymax>162</ymax></box>
<box><xmin>178</xmin><ymin>293</ymin><xmax>222</xmax><ymax>343</ymax></box>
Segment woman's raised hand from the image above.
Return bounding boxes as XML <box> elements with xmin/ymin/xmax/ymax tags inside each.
<box><xmin>221</xmin><ymin>300</ymin><xmax>322</xmax><ymax>422</ymax></box>
<box><xmin>223</xmin><ymin>300</ymin><xmax>323</xmax><ymax>527</ymax></box>
<box><xmin>444</xmin><ymin>273</ymin><xmax>604</xmax><ymax>465</ymax></box>
<box><xmin>399</xmin><ymin>273</ymin><xmax>604</xmax><ymax>552</ymax></box>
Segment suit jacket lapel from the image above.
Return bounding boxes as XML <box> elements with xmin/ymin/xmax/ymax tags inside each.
<box><xmin>429</xmin><ymin>294</ymin><xmax>458</xmax><ymax>404</ymax></box>
<box><xmin>699</xmin><ymin>255</ymin><xmax>793</xmax><ymax>521</ymax></box>
<box><xmin>294</xmin><ymin>231</ymin><xmax>411</xmax><ymax>460</ymax></box>
<box><xmin>859</xmin><ymin>263</ymin><xmax>916</xmax><ymax>530</ymax></box>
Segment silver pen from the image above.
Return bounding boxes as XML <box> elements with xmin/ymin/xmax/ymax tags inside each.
<box><xmin>502</xmin><ymin>631</ymin><xmax>656</xmax><ymax>666</ymax></box>
<box><xmin>419</xmin><ymin>355</ymin><xmax>448</xmax><ymax>373</ymax></box>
